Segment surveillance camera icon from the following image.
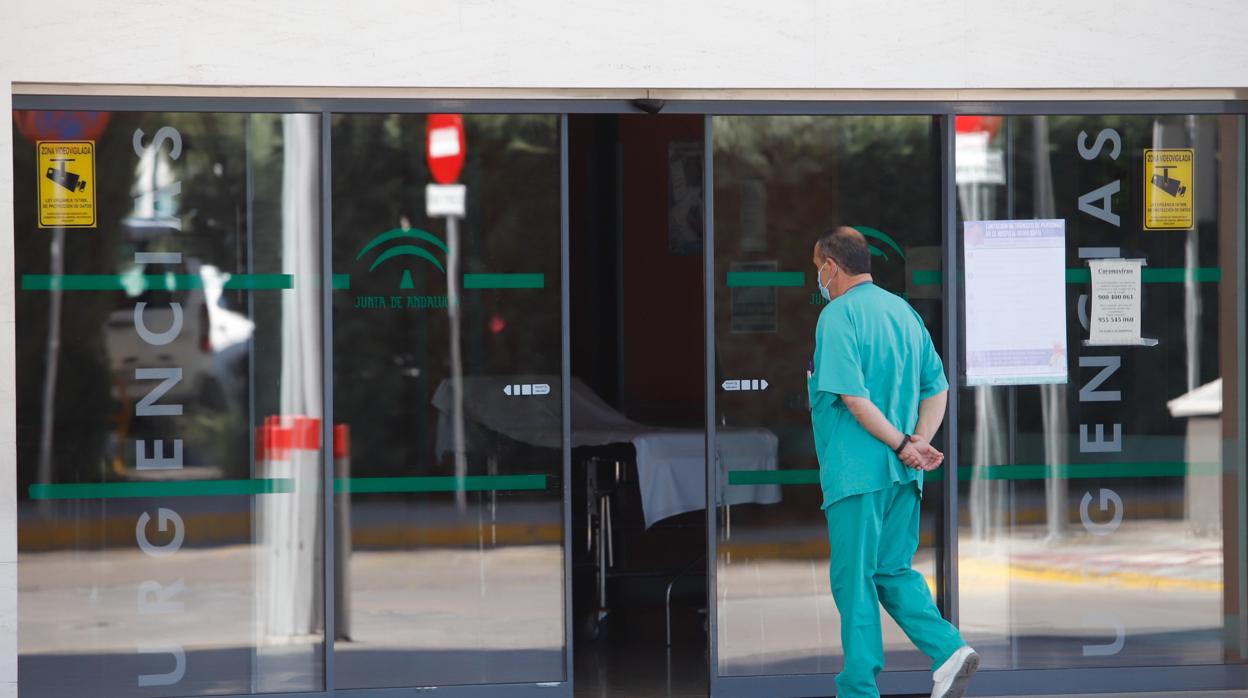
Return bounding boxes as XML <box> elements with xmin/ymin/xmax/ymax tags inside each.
<box><xmin>46</xmin><ymin>158</ymin><xmax>86</xmax><ymax>193</ymax></box>
<box><xmin>1151</xmin><ymin>165</ymin><xmax>1186</xmax><ymax>198</ymax></box>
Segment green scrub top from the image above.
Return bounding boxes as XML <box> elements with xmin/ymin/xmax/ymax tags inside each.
<box><xmin>808</xmin><ymin>282</ymin><xmax>948</xmax><ymax>509</ymax></box>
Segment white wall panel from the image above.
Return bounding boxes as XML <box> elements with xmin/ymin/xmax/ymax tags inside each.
<box><xmin>0</xmin><ymin>0</ymin><xmax>1246</xmax><ymax>90</ymax></box>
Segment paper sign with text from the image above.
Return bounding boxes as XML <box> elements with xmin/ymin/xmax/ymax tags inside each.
<box><xmin>1088</xmin><ymin>259</ymin><xmax>1144</xmax><ymax>345</ymax></box>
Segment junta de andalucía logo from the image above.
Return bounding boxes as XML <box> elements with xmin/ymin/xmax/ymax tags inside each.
<box><xmin>353</xmin><ymin>227</ymin><xmax>452</xmax><ymax>310</ymax></box>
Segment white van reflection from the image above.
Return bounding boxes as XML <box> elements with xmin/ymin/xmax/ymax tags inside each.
<box><xmin>106</xmin><ymin>258</ymin><xmax>254</xmax><ymax>411</ymax></box>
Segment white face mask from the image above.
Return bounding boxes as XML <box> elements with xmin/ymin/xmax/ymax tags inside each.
<box><xmin>817</xmin><ymin>261</ymin><xmax>836</xmax><ymax>301</ymax></box>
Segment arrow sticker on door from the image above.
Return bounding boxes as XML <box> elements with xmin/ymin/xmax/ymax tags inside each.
<box><xmin>721</xmin><ymin>379</ymin><xmax>769</xmax><ymax>392</ymax></box>
<box><xmin>503</xmin><ymin>383</ymin><xmax>551</xmax><ymax>397</ymax></box>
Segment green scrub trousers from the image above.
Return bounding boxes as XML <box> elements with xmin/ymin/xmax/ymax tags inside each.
<box><xmin>824</xmin><ymin>480</ymin><xmax>965</xmax><ymax>698</ymax></box>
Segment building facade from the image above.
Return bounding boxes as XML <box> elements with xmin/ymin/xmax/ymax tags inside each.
<box><xmin>3</xmin><ymin>2</ymin><xmax>1248</xmax><ymax>697</ymax></box>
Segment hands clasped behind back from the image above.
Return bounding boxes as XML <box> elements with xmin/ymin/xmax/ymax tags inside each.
<box><xmin>900</xmin><ymin>435</ymin><xmax>943</xmax><ymax>471</ymax></box>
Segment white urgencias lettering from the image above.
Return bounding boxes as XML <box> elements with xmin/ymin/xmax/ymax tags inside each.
<box><xmin>132</xmin><ymin>125</ymin><xmax>188</xmax><ymax>689</ymax></box>
<box><xmin>1075</xmin><ymin>128</ymin><xmax>1125</xmax><ymax>658</ymax></box>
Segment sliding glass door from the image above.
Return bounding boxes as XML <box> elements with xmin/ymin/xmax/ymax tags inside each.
<box><xmin>954</xmin><ymin>113</ymin><xmax>1248</xmax><ymax>690</ymax></box>
<box><xmin>329</xmin><ymin>113</ymin><xmax>569</xmax><ymax>692</ymax></box>
<box><xmin>708</xmin><ymin>114</ymin><xmax>948</xmax><ymax>696</ymax></box>
<box><xmin>705</xmin><ymin>110</ymin><xmax>1248</xmax><ymax>696</ymax></box>
<box><xmin>12</xmin><ymin>107</ymin><xmax>572</xmax><ymax>698</ymax></box>
<box><xmin>13</xmin><ymin>109</ymin><xmax>326</xmax><ymax>696</ymax></box>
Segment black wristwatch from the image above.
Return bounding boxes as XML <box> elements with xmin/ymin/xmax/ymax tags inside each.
<box><xmin>894</xmin><ymin>434</ymin><xmax>910</xmax><ymax>455</ymax></box>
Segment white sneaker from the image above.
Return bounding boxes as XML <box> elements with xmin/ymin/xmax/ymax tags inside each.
<box><xmin>930</xmin><ymin>645</ymin><xmax>979</xmax><ymax>698</ymax></box>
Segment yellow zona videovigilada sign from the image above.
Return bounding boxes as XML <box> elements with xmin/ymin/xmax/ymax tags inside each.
<box><xmin>1143</xmin><ymin>148</ymin><xmax>1193</xmax><ymax>230</ymax></box>
<box><xmin>37</xmin><ymin>140</ymin><xmax>96</xmax><ymax>228</ymax></box>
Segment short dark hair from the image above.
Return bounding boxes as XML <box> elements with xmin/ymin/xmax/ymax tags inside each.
<box><xmin>817</xmin><ymin>226</ymin><xmax>870</xmax><ymax>275</ymax></box>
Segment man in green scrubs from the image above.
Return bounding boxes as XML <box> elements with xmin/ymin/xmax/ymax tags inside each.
<box><xmin>809</xmin><ymin>227</ymin><xmax>978</xmax><ymax>698</ymax></box>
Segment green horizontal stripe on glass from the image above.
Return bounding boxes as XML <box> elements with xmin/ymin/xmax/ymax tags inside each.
<box><xmin>330</xmin><ymin>273</ymin><xmax>543</xmax><ymax>290</ymax></box>
<box><xmin>727</xmin><ymin>271</ymin><xmax>805</xmax><ymax>288</ymax></box>
<box><xmin>29</xmin><ymin>478</ymin><xmax>295</xmax><ymax>500</ymax></box>
<box><xmin>728</xmin><ymin>461</ymin><xmax>1218</xmax><ymax>486</ymax></box>
<box><xmin>463</xmin><ymin>273</ymin><xmax>545</xmax><ymax>290</ymax></box>
<box><xmin>960</xmin><ymin>461</ymin><xmax>1219</xmax><ymax>480</ymax></box>
<box><xmin>1141</xmin><ymin>267</ymin><xmax>1219</xmax><ymax>283</ymax></box>
<box><xmin>225</xmin><ymin>274</ymin><xmax>294</xmax><ymax>290</ymax></box>
<box><xmin>909</xmin><ymin>267</ymin><xmax>1221</xmax><ymax>287</ymax></box>
<box><xmin>910</xmin><ymin>270</ymin><xmax>942</xmax><ymax>287</ymax></box>
<box><xmin>336</xmin><ymin>474</ymin><xmax>548</xmax><ymax>494</ymax></box>
<box><xmin>21</xmin><ymin>274</ymin><xmax>293</xmax><ymax>291</ymax></box>
<box><xmin>1066</xmin><ymin>268</ymin><xmax>1223</xmax><ymax>283</ymax></box>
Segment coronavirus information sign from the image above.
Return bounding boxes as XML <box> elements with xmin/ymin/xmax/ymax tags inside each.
<box><xmin>1087</xmin><ymin>258</ymin><xmax>1145</xmax><ymax>346</ymax></box>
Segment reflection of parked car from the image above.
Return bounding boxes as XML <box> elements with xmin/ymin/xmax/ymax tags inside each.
<box><xmin>106</xmin><ymin>259</ymin><xmax>254</xmax><ymax>410</ymax></box>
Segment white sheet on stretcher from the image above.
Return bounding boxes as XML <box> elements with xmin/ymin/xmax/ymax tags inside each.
<box><xmin>432</xmin><ymin>376</ymin><xmax>782</xmax><ymax>526</ymax></box>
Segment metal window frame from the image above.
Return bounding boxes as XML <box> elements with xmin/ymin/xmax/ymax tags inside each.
<box><xmin>320</xmin><ymin>109</ymin><xmax>336</xmax><ymax>694</ymax></box>
<box><xmin>703</xmin><ymin>112</ymin><xmax>719</xmax><ymax>693</ymax></box>
<box><xmin>1238</xmin><ymin>114</ymin><xmax>1248</xmax><ymax>660</ymax></box>
<box><xmin>940</xmin><ymin>113</ymin><xmax>960</xmax><ymax>627</ymax></box>
<box><xmin>559</xmin><ymin>113</ymin><xmax>574</xmax><ymax>692</ymax></box>
<box><xmin>16</xmin><ymin>94</ymin><xmax>1248</xmax><ymax>115</ymax></box>
<box><xmin>11</xmin><ymin>93</ymin><xmax>1248</xmax><ymax>698</ymax></box>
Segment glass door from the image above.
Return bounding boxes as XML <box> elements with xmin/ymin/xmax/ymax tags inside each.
<box><xmin>953</xmin><ymin>113</ymin><xmax>1248</xmax><ymax>688</ymax></box>
<box><xmin>708</xmin><ymin>114</ymin><xmax>948</xmax><ymax>696</ymax></box>
<box><xmin>14</xmin><ymin>109</ymin><xmax>327</xmax><ymax>696</ymax></box>
<box><xmin>329</xmin><ymin>113</ymin><xmax>570</xmax><ymax>693</ymax></box>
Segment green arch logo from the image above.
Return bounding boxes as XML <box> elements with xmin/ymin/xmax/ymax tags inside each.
<box><xmin>853</xmin><ymin>225</ymin><xmax>906</xmax><ymax>264</ymax></box>
<box><xmin>356</xmin><ymin>228</ymin><xmax>448</xmax><ymax>289</ymax></box>
<box><xmin>809</xmin><ymin>225</ymin><xmax>910</xmax><ymax>306</ymax></box>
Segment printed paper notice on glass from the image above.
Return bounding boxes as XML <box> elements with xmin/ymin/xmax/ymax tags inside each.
<box><xmin>964</xmin><ymin>219</ymin><xmax>1068</xmax><ymax>386</ymax></box>
<box><xmin>1087</xmin><ymin>259</ymin><xmax>1150</xmax><ymax>346</ymax></box>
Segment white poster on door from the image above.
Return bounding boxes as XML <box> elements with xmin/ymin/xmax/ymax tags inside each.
<box><xmin>964</xmin><ymin>219</ymin><xmax>1068</xmax><ymax>386</ymax></box>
